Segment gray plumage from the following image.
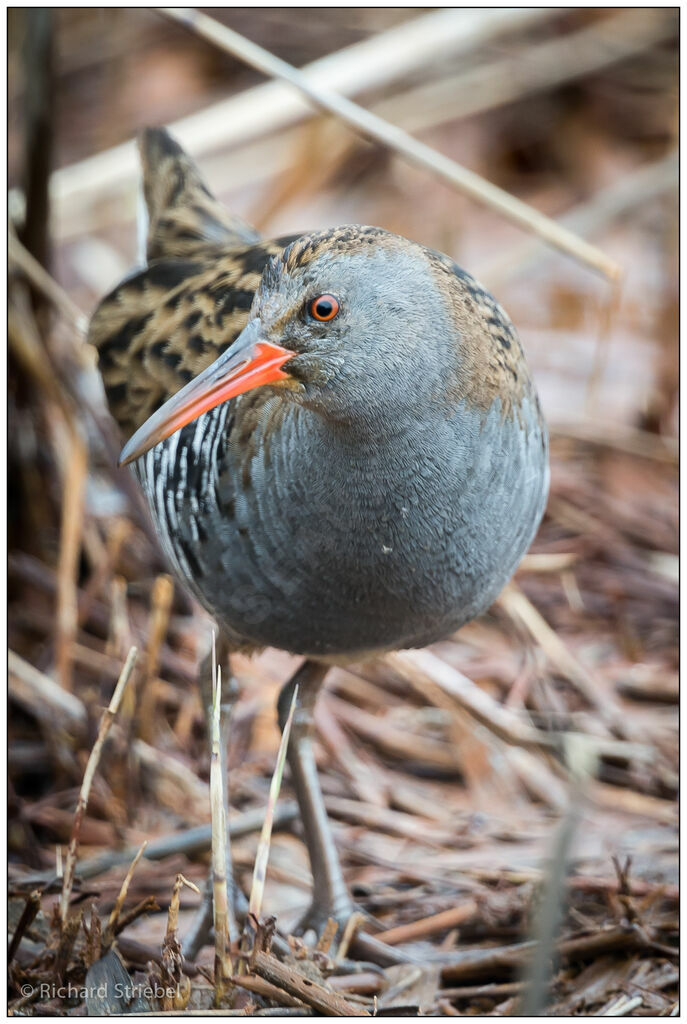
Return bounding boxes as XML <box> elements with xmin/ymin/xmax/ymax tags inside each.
<box><xmin>90</xmin><ymin>130</ymin><xmax>549</xmax><ymax>663</ymax></box>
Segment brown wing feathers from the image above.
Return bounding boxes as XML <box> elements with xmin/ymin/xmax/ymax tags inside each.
<box><xmin>140</xmin><ymin>127</ymin><xmax>259</xmax><ymax>260</ymax></box>
<box><xmin>88</xmin><ymin>128</ymin><xmax>287</xmax><ymax>440</ymax></box>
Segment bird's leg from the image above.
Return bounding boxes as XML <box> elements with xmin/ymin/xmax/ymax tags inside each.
<box><xmin>277</xmin><ymin>660</ymin><xmax>354</xmax><ymax>939</ymax></box>
<box><xmin>183</xmin><ymin>637</ymin><xmax>243</xmax><ymax>960</ymax></box>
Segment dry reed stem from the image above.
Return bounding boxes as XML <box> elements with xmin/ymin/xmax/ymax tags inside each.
<box><xmin>8</xmin><ymin>230</ymin><xmax>88</xmax><ymax>336</ymax></box>
<box><xmin>131</xmin><ymin>738</ymin><xmax>210</xmax><ymax>814</ymax></box>
<box><xmin>9</xmin><ymin>290</ymin><xmax>73</xmax><ymax>414</ymax></box>
<box><xmin>106</xmin><ymin>574</ymin><xmax>133</xmax><ymax>662</ymax></box>
<box><xmin>550</xmin><ymin>418</ymin><xmax>678</xmax><ymax>464</ymax></box>
<box><xmin>376</xmin><ymin>901</ymin><xmax>480</xmax><ymax>947</ymax></box>
<box><xmin>10</xmin><ymin>229</ymin><xmax>164</xmax><ymax>551</ymax></box>
<box><xmin>137</xmin><ymin>574</ymin><xmax>174</xmax><ymax>742</ymax></box>
<box><xmin>103</xmin><ymin>840</ymin><xmax>148</xmax><ymax>947</ymax></box>
<box><xmin>604</xmin><ymin>995</ymin><xmax>644</xmax><ymax>1015</ymax></box>
<box><xmin>9</xmin><ymin>649</ymin><xmax>87</xmax><ymax>730</ymax></box>
<box><xmin>374</xmin><ymin>9</ymin><xmax>675</xmax><ymax>139</ymax></box>
<box><xmin>314</xmin><ymin>698</ymin><xmax>387</xmax><ymax>807</ymax></box>
<box><xmin>55</xmin><ymin>422</ymin><xmax>87</xmax><ymax>692</ymax></box>
<box><xmin>326</xmin><ymin>691</ymin><xmax>469</xmax><ymax>770</ymax></box>
<box><xmin>385</xmin><ymin>649</ymin><xmax>552</xmax><ymax>752</ymax></box>
<box><xmin>316</xmin><ymin>916</ymin><xmax>339</xmax><ymax>955</ymax></box>
<box><xmin>160</xmin><ymin>7</ymin><xmax>620</xmax><ymax>282</ymax></box>
<box><xmin>440</xmin><ymin>925</ymin><xmax>659</xmax><ymax>985</ymax></box>
<box><xmin>519</xmin><ymin>552</ymin><xmax>579</xmax><ymax>574</ymax></box>
<box><xmin>336</xmin><ymin>911</ymin><xmax>365</xmax><ymax>963</ymax></box>
<box><xmin>158</xmin><ymin>874</ymin><xmax>199</xmax><ymax>1012</ymax></box>
<box><xmin>482</xmin><ymin>149</ymin><xmax>677</xmax><ymax>289</ymax></box>
<box><xmin>12</xmin><ymin>802</ymin><xmax>299</xmax><ymax>889</ymax></box>
<box><xmin>403</xmin><ymin>661</ymin><xmax>525</xmax><ymax>804</ymax></box>
<box><xmin>591</xmin><ymin>782</ymin><xmax>676</xmax><ymax>824</ymax></box>
<box><xmin>255</xmin><ymin>9</ymin><xmax>676</xmax><ymax>229</ymax></box>
<box><xmin>83</xmin><ymin>903</ymin><xmax>104</xmax><ymax>967</ymax></box>
<box><xmin>498</xmin><ymin>583</ymin><xmax>626</xmax><ymax>730</ymax></box>
<box><xmin>8</xmin><ymin>890</ymin><xmax>42</xmax><ymax>964</ymax></box>
<box><xmin>248</xmin><ymin>683</ymin><xmax>298</xmax><ymax>921</ymax></box>
<box><xmin>54</xmin><ymin>911</ymin><xmax>83</xmax><ymax>981</ymax></box>
<box><xmin>8</xmin><ymin>279</ymin><xmax>88</xmax><ymax>695</ymax></box>
<box><xmin>231</xmin><ymin>972</ymin><xmax>307</xmax><ymax>1009</ymax></box>
<box><xmin>79</xmin><ymin>518</ymin><xmax>131</xmax><ymax>630</ymax></box>
<box><xmin>438</xmin><ymin>997</ymin><xmax>463</xmax><ymax>1015</ymax></box>
<box><xmin>210</xmin><ymin>662</ymin><xmax>231</xmax><ymax>1004</ymax></box>
<box><xmin>111</xmin><ymin>896</ymin><xmax>159</xmax><ymax>938</ymax></box>
<box><xmin>167</xmin><ymin>873</ymin><xmax>201</xmax><ymax>936</ymax></box>
<box><xmin>248</xmin><ymin>948</ymin><xmax>370</xmax><ymax>1016</ymax></box>
<box><xmin>41</xmin><ymin>8</ymin><xmax>559</xmax><ymax>234</ymax></box>
<box><xmin>43</xmin><ymin>11</ymin><xmax>672</xmax><ymax>248</ymax></box>
<box><xmin>59</xmin><ymin>645</ymin><xmax>138</xmax><ymax>922</ymax></box>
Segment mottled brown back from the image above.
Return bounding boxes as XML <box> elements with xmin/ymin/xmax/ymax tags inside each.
<box><xmin>88</xmin><ymin>128</ymin><xmax>296</xmax><ymax>439</ymax></box>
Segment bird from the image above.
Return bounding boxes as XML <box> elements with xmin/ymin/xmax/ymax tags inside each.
<box><xmin>88</xmin><ymin>127</ymin><xmax>549</xmax><ymax>953</ymax></box>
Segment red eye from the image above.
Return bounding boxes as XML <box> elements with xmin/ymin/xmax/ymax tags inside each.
<box><xmin>310</xmin><ymin>294</ymin><xmax>340</xmax><ymax>322</ymax></box>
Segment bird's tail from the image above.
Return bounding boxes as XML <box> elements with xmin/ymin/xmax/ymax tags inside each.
<box><xmin>138</xmin><ymin>127</ymin><xmax>259</xmax><ymax>262</ymax></box>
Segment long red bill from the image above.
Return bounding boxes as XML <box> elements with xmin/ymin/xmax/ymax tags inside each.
<box><xmin>119</xmin><ymin>320</ymin><xmax>294</xmax><ymax>466</ymax></box>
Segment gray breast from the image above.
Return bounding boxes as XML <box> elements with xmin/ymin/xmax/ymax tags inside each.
<box><xmin>134</xmin><ymin>395</ymin><xmax>548</xmax><ymax>660</ymax></box>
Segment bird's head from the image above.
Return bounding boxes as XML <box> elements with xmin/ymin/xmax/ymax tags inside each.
<box><xmin>253</xmin><ymin>226</ymin><xmax>461</xmax><ymax>422</ymax></box>
<box><xmin>120</xmin><ymin>226</ymin><xmax>518</xmax><ymax>465</ymax></box>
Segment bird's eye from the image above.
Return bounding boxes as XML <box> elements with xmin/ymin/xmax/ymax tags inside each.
<box><xmin>309</xmin><ymin>294</ymin><xmax>340</xmax><ymax>322</ymax></box>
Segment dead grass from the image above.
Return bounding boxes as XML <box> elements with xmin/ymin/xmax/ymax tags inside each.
<box><xmin>8</xmin><ymin>7</ymin><xmax>677</xmax><ymax>1016</ymax></box>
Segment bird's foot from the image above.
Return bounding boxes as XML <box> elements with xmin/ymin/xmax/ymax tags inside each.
<box><xmin>291</xmin><ymin>901</ymin><xmax>418</xmax><ymax>969</ymax></box>
<box><xmin>182</xmin><ymin>875</ymin><xmax>245</xmax><ymax>962</ymax></box>
<box><xmin>291</xmin><ymin>896</ymin><xmax>357</xmax><ymax>948</ymax></box>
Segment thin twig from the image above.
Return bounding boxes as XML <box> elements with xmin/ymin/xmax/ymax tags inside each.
<box><xmin>440</xmin><ymin>925</ymin><xmax>658</xmax><ymax>985</ymax></box>
<box><xmin>9</xmin><ymin>649</ymin><xmax>87</xmax><ymax>731</ymax></box>
<box><xmin>248</xmin><ymin>683</ymin><xmax>298</xmax><ymax>921</ymax></box>
<box><xmin>336</xmin><ymin>912</ymin><xmax>365</xmax><ymax>963</ymax></box>
<box><xmin>498</xmin><ymin>583</ymin><xmax>627</xmax><ymax>733</ymax></box>
<box><xmin>59</xmin><ymin>646</ymin><xmax>138</xmax><ymax>922</ymax></box>
<box><xmin>17</xmin><ymin>803</ymin><xmax>299</xmax><ymax>888</ymax></box>
<box><xmin>8</xmin><ymin>890</ymin><xmax>42</xmax><ymax>963</ymax></box>
<box><xmin>103</xmin><ymin>841</ymin><xmax>148</xmax><ymax>947</ymax></box>
<box><xmin>8</xmin><ymin>230</ymin><xmax>88</xmax><ymax>336</ymax></box>
<box><xmin>54</xmin><ymin>420</ymin><xmax>88</xmax><ymax>692</ymax></box>
<box><xmin>160</xmin><ymin>7</ymin><xmax>620</xmax><ymax>281</ymax></box>
<box><xmin>258</xmin><ymin>9</ymin><xmax>676</xmax><ymax>228</ymax></box>
<box><xmin>210</xmin><ymin>662</ymin><xmax>231</xmax><ymax>1004</ymax></box>
<box><xmin>376</xmin><ymin>901</ymin><xmax>479</xmax><ymax>947</ymax></box>
<box><xmin>168</xmin><ymin>875</ymin><xmax>202</xmax><ymax>944</ymax></box>
<box><xmin>137</xmin><ymin>574</ymin><xmax>174</xmax><ymax>742</ymax></box>
<box><xmin>248</xmin><ymin>948</ymin><xmax>370</xmax><ymax>1016</ymax></box>
<box><xmin>156</xmin><ymin>873</ymin><xmax>199</xmax><ymax>1012</ymax></box>
<box><xmin>385</xmin><ymin>649</ymin><xmax>553</xmax><ymax>752</ymax></box>
<box><xmin>604</xmin><ymin>995</ymin><xmax>644</xmax><ymax>1016</ymax></box>
<box><xmin>231</xmin><ymin>973</ymin><xmax>307</xmax><ymax>1010</ymax></box>
<box><xmin>550</xmin><ymin>417</ymin><xmax>678</xmax><ymax>464</ymax></box>
<box><xmin>112</xmin><ymin>895</ymin><xmax>159</xmax><ymax>937</ymax></box>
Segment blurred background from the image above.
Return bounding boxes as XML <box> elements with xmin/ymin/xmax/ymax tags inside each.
<box><xmin>8</xmin><ymin>8</ymin><xmax>678</xmax><ymax>1016</ymax></box>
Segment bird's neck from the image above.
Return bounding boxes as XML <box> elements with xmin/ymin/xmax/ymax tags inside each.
<box><xmin>292</xmin><ymin>399</ymin><xmax>441</xmax><ymax>471</ymax></box>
